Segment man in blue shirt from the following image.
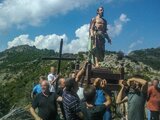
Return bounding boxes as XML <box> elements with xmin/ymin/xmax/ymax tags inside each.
<box><xmin>32</xmin><ymin>76</ymin><xmax>46</xmax><ymax>98</ymax></box>
<box><xmin>81</xmin><ymin>80</ymin><xmax>111</xmax><ymax>120</ymax></box>
<box><xmin>33</xmin><ymin>84</ymin><xmax>41</xmax><ymax>95</ymax></box>
<box><xmin>94</xmin><ymin>78</ymin><xmax>112</xmax><ymax>120</ymax></box>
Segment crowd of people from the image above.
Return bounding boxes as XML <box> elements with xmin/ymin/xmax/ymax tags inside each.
<box><xmin>30</xmin><ymin>65</ymin><xmax>160</xmax><ymax>120</ymax></box>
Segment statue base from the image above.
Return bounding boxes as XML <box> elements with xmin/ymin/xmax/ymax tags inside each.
<box><xmin>84</xmin><ymin>62</ymin><xmax>124</xmax><ymax>91</ymax></box>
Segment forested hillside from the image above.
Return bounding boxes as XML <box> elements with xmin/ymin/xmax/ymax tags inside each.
<box><xmin>128</xmin><ymin>47</ymin><xmax>160</xmax><ymax>70</ymax></box>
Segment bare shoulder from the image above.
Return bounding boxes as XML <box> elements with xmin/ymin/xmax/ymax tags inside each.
<box><xmin>91</xmin><ymin>17</ymin><xmax>96</xmax><ymax>22</ymax></box>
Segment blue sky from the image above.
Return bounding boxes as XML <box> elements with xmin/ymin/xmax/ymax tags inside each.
<box><xmin>0</xmin><ymin>0</ymin><xmax>159</xmax><ymax>54</ymax></box>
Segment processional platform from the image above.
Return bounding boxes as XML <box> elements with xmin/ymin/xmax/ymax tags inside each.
<box><xmin>84</xmin><ymin>62</ymin><xmax>124</xmax><ymax>91</ymax></box>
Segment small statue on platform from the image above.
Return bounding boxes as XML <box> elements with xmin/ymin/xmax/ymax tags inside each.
<box><xmin>89</xmin><ymin>6</ymin><xmax>111</xmax><ymax>67</ymax></box>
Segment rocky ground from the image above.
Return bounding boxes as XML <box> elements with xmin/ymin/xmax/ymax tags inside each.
<box><xmin>100</xmin><ymin>54</ymin><xmax>160</xmax><ymax>80</ymax></box>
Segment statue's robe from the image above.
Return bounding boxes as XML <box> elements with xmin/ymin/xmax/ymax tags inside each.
<box><xmin>88</xmin><ymin>30</ymin><xmax>106</xmax><ymax>63</ymax></box>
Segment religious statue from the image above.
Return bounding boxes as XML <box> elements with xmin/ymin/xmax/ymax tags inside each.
<box><xmin>89</xmin><ymin>6</ymin><xmax>111</xmax><ymax>67</ymax></box>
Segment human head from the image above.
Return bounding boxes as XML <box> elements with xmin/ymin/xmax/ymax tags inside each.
<box><xmin>129</xmin><ymin>75</ymin><xmax>144</xmax><ymax>90</ymax></box>
<box><xmin>65</xmin><ymin>78</ymin><xmax>79</xmax><ymax>92</ymax></box>
<box><xmin>152</xmin><ymin>79</ymin><xmax>159</xmax><ymax>88</ymax></box>
<box><xmin>129</xmin><ymin>74</ymin><xmax>144</xmax><ymax>90</ymax></box>
<box><xmin>50</xmin><ymin>66</ymin><xmax>56</xmax><ymax>74</ymax></box>
<box><xmin>59</xmin><ymin>78</ymin><xmax>65</xmax><ymax>88</ymax></box>
<box><xmin>70</xmin><ymin>72</ymin><xmax>76</xmax><ymax>78</ymax></box>
<box><xmin>97</xmin><ymin>6</ymin><xmax>104</xmax><ymax>17</ymax></box>
<box><xmin>39</xmin><ymin>76</ymin><xmax>46</xmax><ymax>84</ymax></box>
<box><xmin>83</xmin><ymin>85</ymin><xmax>96</xmax><ymax>104</ymax></box>
<box><xmin>128</xmin><ymin>81</ymin><xmax>141</xmax><ymax>92</ymax></box>
<box><xmin>41</xmin><ymin>80</ymin><xmax>50</xmax><ymax>93</ymax></box>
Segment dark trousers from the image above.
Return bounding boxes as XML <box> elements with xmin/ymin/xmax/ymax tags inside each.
<box><xmin>151</xmin><ymin>111</ymin><xmax>160</xmax><ymax>120</ymax></box>
<box><xmin>59</xmin><ymin>102</ymin><xmax>66</xmax><ymax>120</ymax></box>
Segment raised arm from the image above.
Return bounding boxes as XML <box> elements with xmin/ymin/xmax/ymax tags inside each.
<box><xmin>100</xmin><ymin>80</ymin><xmax>111</xmax><ymax>107</ymax></box>
<box><xmin>103</xmin><ymin>91</ymin><xmax>112</xmax><ymax>107</ymax></box>
<box><xmin>75</xmin><ymin>62</ymin><xmax>88</xmax><ymax>82</ymax></box>
<box><xmin>116</xmin><ymin>80</ymin><xmax>128</xmax><ymax>104</ymax></box>
<box><xmin>127</xmin><ymin>78</ymin><xmax>147</xmax><ymax>86</ymax></box>
<box><xmin>127</xmin><ymin>78</ymin><xmax>148</xmax><ymax>93</ymax></box>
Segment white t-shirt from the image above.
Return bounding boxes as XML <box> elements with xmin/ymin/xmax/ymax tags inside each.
<box><xmin>77</xmin><ymin>87</ymin><xmax>84</xmax><ymax>100</ymax></box>
<box><xmin>47</xmin><ymin>73</ymin><xmax>56</xmax><ymax>92</ymax></box>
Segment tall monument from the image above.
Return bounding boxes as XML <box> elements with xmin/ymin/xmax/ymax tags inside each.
<box><xmin>89</xmin><ymin>6</ymin><xmax>111</xmax><ymax>67</ymax></box>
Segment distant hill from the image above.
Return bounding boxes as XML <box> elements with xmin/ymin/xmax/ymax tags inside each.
<box><xmin>128</xmin><ymin>47</ymin><xmax>160</xmax><ymax>70</ymax></box>
<box><xmin>0</xmin><ymin>45</ymin><xmax>56</xmax><ymax>68</ymax></box>
<box><xmin>0</xmin><ymin>45</ymin><xmax>160</xmax><ymax>118</ymax></box>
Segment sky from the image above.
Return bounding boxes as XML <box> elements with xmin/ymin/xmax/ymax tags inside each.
<box><xmin>0</xmin><ymin>0</ymin><xmax>160</xmax><ymax>54</ymax></box>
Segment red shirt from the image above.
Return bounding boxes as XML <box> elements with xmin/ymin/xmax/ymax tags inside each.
<box><xmin>147</xmin><ymin>86</ymin><xmax>160</xmax><ymax>111</ymax></box>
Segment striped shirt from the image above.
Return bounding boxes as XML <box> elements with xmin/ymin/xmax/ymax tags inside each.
<box><xmin>62</xmin><ymin>90</ymin><xmax>81</xmax><ymax>120</ymax></box>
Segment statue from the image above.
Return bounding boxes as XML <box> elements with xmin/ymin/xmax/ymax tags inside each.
<box><xmin>89</xmin><ymin>7</ymin><xmax>111</xmax><ymax>67</ymax></box>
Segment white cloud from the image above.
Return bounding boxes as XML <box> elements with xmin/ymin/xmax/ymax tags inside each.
<box><xmin>103</xmin><ymin>0</ymin><xmax>134</xmax><ymax>4</ymax></box>
<box><xmin>63</xmin><ymin>24</ymin><xmax>89</xmax><ymax>53</ymax></box>
<box><xmin>0</xmin><ymin>0</ymin><xmax>96</xmax><ymax>31</ymax></box>
<box><xmin>108</xmin><ymin>13</ymin><xmax>130</xmax><ymax>37</ymax></box>
<box><xmin>7</xmin><ymin>24</ymin><xmax>89</xmax><ymax>53</ymax></box>
<box><xmin>128</xmin><ymin>38</ymin><xmax>143</xmax><ymax>53</ymax></box>
<box><xmin>7</xmin><ymin>13</ymin><xmax>129</xmax><ymax>53</ymax></box>
<box><xmin>129</xmin><ymin>40</ymin><xmax>143</xmax><ymax>49</ymax></box>
<box><xmin>8</xmin><ymin>34</ymin><xmax>68</xmax><ymax>52</ymax></box>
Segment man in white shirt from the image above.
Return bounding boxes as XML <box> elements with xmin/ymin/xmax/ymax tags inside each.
<box><xmin>47</xmin><ymin>66</ymin><xmax>58</xmax><ymax>92</ymax></box>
